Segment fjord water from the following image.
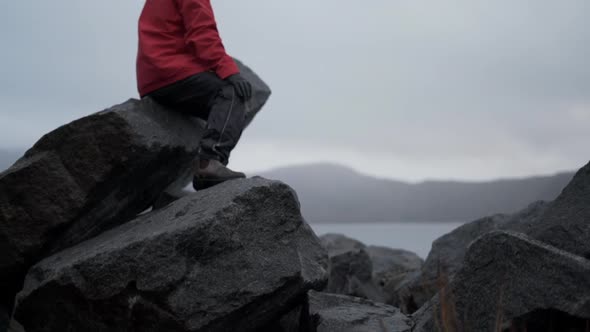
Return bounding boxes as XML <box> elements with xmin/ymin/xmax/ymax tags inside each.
<box><xmin>310</xmin><ymin>222</ymin><xmax>465</xmax><ymax>258</ymax></box>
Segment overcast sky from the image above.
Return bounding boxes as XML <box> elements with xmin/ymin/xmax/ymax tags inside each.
<box><xmin>1</xmin><ymin>1</ymin><xmax>589</xmax><ymax>181</ymax></box>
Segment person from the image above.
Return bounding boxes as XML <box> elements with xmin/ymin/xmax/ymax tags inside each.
<box><xmin>136</xmin><ymin>0</ymin><xmax>252</xmax><ymax>190</ymax></box>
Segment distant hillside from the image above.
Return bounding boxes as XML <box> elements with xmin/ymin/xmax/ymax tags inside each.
<box><xmin>0</xmin><ymin>149</ymin><xmax>23</xmax><ymax>171</ymax></box>
<box><xmin>2</xmin><ymin>150</ymin><xmax>574</xmax><ymax>224</ymax></box>
<box><xmin>259</xmin><ymin>163</ymin><xmax>575</xmax><ymax>223</ymax></box>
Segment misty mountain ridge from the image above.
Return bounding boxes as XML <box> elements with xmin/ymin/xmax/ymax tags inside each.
<box><xmin>259</xmin><ymin>163</ymin><xmax>575</xmax><ymax>224</ymax></box>
<box><xmin>1</xmin><ymin>150</ymin><xmax>574</xmax><ymax>224</ymax></box>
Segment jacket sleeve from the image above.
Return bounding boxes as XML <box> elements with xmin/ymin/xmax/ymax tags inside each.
<box><xmin>176</xmin><ymin>0</ymin><xmax>239</xmax><ymax>79</ymax></box>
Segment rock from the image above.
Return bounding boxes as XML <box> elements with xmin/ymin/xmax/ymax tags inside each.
<box><xmin>426</xmin><ymin>200</ymin><xmax>548</xmax><ymax>282</ymax></box>
<box><xmin>366</xmin><ymin>246</ymin><xmax>423</xmax><ymax>304</ymax></box>
<box><xmin>319</xmin><ymin>234</ymin><xmax>384</xmax><ymax>302</ymax></box>
<box><xmin>412</xmin><ymin>231</ymin><xmax>590</xmax><ymax>331</ymax></box>
<box><xmin>14</xmin><ymin>178</ymin><xmax>326</xmax><ymax>332</ymax></box>
<box><xmin>0</xmin><ymin>60</ymin><xmax>270</xmax><ymax>309</ymax></box>
<box><xmin>151</xmin><ymin>189</ymin><xmax>194</xmax><ymax>210</ymax></box>
<box><xmin>261</xmin><ymin>304</ymin><xmax>306</xmax><ymax>332</ymax></box>
<box><xmin>399</xmin><ymin>213</ymin><xmax>510</xmax><ymax>313</ymax></box>
<box><xmin>388</xmin><ymin>270</ymin><xmax>422</xmax><ymax>313</ymax></box>
<box><xmin>320</xmin><ymin>233</ymin><xmax>366</xmax><ymax>255</ymax></box>
<box><xmin>367</xmin><ymin>246</ymin><xmax>423</xmax><ymax>280</ymax></box>
<box><xmin>307</xmin><ymin>290</ymin><xmax>413</xmax><ymax>332</ymax></box>
<box><xmin>233</xmin><ymin>58</ymin><xmax>272</xmax><ymax>127</ymax></box>
<box><xmin>0</xmin><ymin>307</ymin><xmax>7</xmax><ymax>332</ymax></box>
<box><xmin>399</xmin><ymin>161</ymin><xmax>589</xmax><ymax>315</ymax></box>
<box><xmin>399</xmin><ymin>201</ymin><xmax>548</xmax><ymax>313</ymax></box>
<box><xmin>527</xmin><ymin>161</ymin><xmax>590</xmax><ymax>257</ymax></box>
<box><xmin>0</xmin><ymin>97</ymin><xmax>201</xmax><ymax>310</ymax></box>
<box><xmin>7</xmin><ymin>320</ymin><xmax>25</xmax><ymax>332</ymax></box>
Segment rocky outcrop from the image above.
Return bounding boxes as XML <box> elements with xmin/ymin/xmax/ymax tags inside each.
<box><xmin>0</xmin><ymin>97</ymin><xmax>202</xmax><ymax>311</ymax></box>
<box><xmin>0</xmin><ymin>61</ymin><xmax>270</xmax><ymax>311</ymax></box>
<box><xmin>307</xmin><ymin>290</ymin><xmax>412</xmax><ymax>332</ymax></box>
<box><xmin>401</xmin><ymin>162</ymin><xmax>590</xmax><ymax>317</ymax></box>
<box><xmin>366</xmin><ymin>246</ymin><xmax>423</xmax><ymax>305</ymax></box>
<box><xmin>320</xmin><ymin>233</ymin><xmax>366</xmax><ymax>255</ymax></box>
<box><xmin>14</xmin><ymin>178</ymin><xmax>327</xmax><ymax>332</ymax></box>
<box><xmin>412</xmin><ymin>161</ymin><xmax>590</xmax><ymax>297</ymax></box>
<box><xmin>527</xmin><ymin>161</ymin><xmax>590</xmax><ymax>257</ymax></box>
<box><xmin>261</xmin><ymin>304</ymin><xmax>306</xmax><ymax>332</ymax></box>
<box><xmin>233</xmin><ymin>58</ymin><xmax>272</xmax><ymax>127</ymax></box>
<box><xmin>319</xmin><ymin>234</ymin><xmax>424</xmax><ymax>306</ymax></box>
<box><xmin>6</xmin><ymin>320</ymin><xmax>24</xmax><ymax>332</ymax></box>
<box><xmin>398</xmin><ymin>200</ymin><xmax>548</xmax><ymax>312</ymax></box>
<box><xmin>413</xmin><ymin>231</ymin><xmax>590</xmax><ymax>331</ymax></box>
<box><xmin>367</xmin><ymin>246</ymin><xmax>423</xmax><ymax>282</ymax></box>
<box><xmin>319</xmin><ymin>234</ymin><xmax>384</xmax><ymax>302</ymax></box>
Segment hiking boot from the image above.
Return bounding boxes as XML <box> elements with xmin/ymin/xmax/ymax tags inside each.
<box><xmin>193</xmin><ymin>159</ymin><xmax>246</xmax><ymax>190</ymax></box>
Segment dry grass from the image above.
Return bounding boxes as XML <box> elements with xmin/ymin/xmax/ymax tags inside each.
<box><xmin>433</xmin><ymin>265</ymin><xmax>460</xmax><ymax>332</ymax></box>
<box><xmin>431</xmin><ymin>263</ymin><xmax>505</xmax><ymax>332</ymax></box>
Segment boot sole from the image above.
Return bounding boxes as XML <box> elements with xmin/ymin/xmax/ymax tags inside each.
<box><xmin>193</xmin><ymin>177</ymin><xmax>223</xmax><ymax>191</ymax></box>
<box><xmin>193</xmin><ymin>176</ymin><xmax>246</xmax><ymax>191</ymax></box>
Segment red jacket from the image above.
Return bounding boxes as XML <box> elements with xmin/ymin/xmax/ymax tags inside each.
<box><xmin>136</xmin><ymin>0</ymin><xmax>239</xmax><ymax>97</ymax></box>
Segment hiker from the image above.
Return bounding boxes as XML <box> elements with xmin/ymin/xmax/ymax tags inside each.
<box><xmin>136</xmin><ymin>0</ymin><xmax>252</xmax><ymax>190</ymax></box>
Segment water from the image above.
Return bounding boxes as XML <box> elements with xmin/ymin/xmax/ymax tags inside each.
<box><xmin>309</xmin><ymin>222</ymin><xmax>465</xmax><ymax>259</ymax></box>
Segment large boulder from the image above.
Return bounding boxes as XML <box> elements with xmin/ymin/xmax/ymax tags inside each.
<box><xmin>366</xmin><ymin>246</ymin><xmax>423</xmax><ymax>305</ymax></box>
<box><xmin>527</xmin><ymin>161</ymin><xmax>590</xmax><ymax>257</ymax></box>
<box><xmin>399</xmin><ymin>201</ymin><xmax>548</xmax><ymax>312</ymax></box>
<box><xmin>0</xmin><ymin>97</ymin><xmax>201</xmax><ymax>311</ymax></box>
<box><xmin>307</xmin><ymin>290</ymin><xmax>412</xmax><ymax>332</ymax></box>
<box><xmin>261</xmin><ymin>304</ymin><xmax>306</xmax><ymax>332</ymax></box>
<box><xmin>319</xmin><ymin>234</ymin><xmax>384</xmax><ymax>302</ymax></box>
<box><xmin>6</xmin><ymin>320</ymin><xmax>24</xmax><ymax>332</ymax></box>
<box><xmin>367</xmin><ymin>246</ymin><xmax>423</xmax><ymax>281</ymax></box>
<box><xmin>14</xmin><ymin>178</ymin><xmax>327</xmax><ymax>332</ymax></box>
<box><xmin>413</xmin><ymin>231</ymin><xmax>590</xmax><ymax>331</ymax></box>
<box><xmin>0</xmin><ymin>60</ymin><xmax>270</xmax><ymax>309</ymax></box>
<box><xmin>0</xmin><ymin>309</ymin><xmax>25</xmax><ymax>332</ymax></box>
<box><xmin>233</xmin><ymin>58</ymin><xmax>272</xmax><ymax>127</ymax></box>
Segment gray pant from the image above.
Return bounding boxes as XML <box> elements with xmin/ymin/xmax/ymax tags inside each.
<box><xmin>148</xmin><ymin>72</ymin><xmax>246</xmax><ymax>165</ymax></box>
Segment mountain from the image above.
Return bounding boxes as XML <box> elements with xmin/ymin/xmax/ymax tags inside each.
<box><xmin>259</xmin><ymin>163</ymin><xmax>575</xmax><ymax>223</ymax></box>
<box><xmin>2</xmin><ymin>148</ymin><xmax>573</xmax><ymax>224</ymax></box>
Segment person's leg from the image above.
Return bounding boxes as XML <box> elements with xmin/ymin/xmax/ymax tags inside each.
<box><xmin>148</xmin><ymin>72</ymin><xmax>223</xmax><ymax>120</ymax></box>
<box><xmin>147</xmin><ymin>72</ymin><xmax>248</xmax><ymax>189</ymax></box>
<box><xmin>198</xmin><ymin>84</ymin><xmax>247</xmax><ymax>166</ymax></box>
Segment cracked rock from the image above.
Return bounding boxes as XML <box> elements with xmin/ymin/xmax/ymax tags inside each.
<box><xmin>14</xmin><ymin>178</ymin><xmax>326</xmax><ymax>332</ymax></box>
<box><xmin>0</xmin><ymin>60</ymin><xmax>270</xmax><ymax>311</ymax></box>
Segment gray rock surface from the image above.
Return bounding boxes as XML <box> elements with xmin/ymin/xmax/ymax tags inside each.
<box><xmin>412</xmin><ymin>231</ymin><xmax>590</xmax><ymax>331</ymax></box>
<box><xmin>7</xmin><ymin>320</ymin><xmax>24</xmax><ymax>332</ymax></box>
<box><xmin>367</xmin><ymin>246</ymin><xmax>423</xmax><ymax>279</ymax></box>
<box><xmin>14</xmin><ymin>178</ymin><xmax>326</xmax><ymax>332</ymax></box>
<box><xmin>233</xmin><ymin>58</ymin><xmax>272</xmax><ymax>127</ymax></box>
<box><xmin>387</xmin><ymin>270</ymin><xmax>422</xmax><ymax>313</ymax></box>
<box><xmin>399</xmin><ymin>200</ymin><xmax>548</xmax><ymax>313</ymax></box>
<box><xmin>307</xmin><ymin>290</ymin><xmax>413</xmax><ymax>332</ymax></box>
<box><xmin>366</xmin><ymin>246</ymin><xmax>423</xmax><ymax>304</ymax></box>
<box><xmin>527</xmin><ymin>161</ymin><xmax>590</xmax><ymax>257</ymax></box>
<box><xmin>0</xmin><ymin>97</ymin><xmax>200</xmax><ymax>311</ymax></box>
<box><xmin>320</xmin><ymin>234</ymin><xmax>384</xmax><ymax>302</ymax></box>
<box><xmin>261</xmin><ymin>304</ymin><xmax>306</xmax><ymax>332</ymax></box>
<box><xmin>0</xmin><ymin>313</ymin><xmax>24</xmax><ymax>332</ymax></box>
<box><xmin>320</xmin><ymin>233</ymin><xmax>366</xmax><ymax>256</ymax></box>
<box><xmin>0</xmin><ymin>60</ymin><xmax>270</xmax><ymax>310</ymax></box>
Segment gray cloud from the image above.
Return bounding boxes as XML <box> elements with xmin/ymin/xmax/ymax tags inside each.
<box><xmin>0</xmin><ymin>0</ymin><xmax>588</xmax><ymax>180</ymax></box>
